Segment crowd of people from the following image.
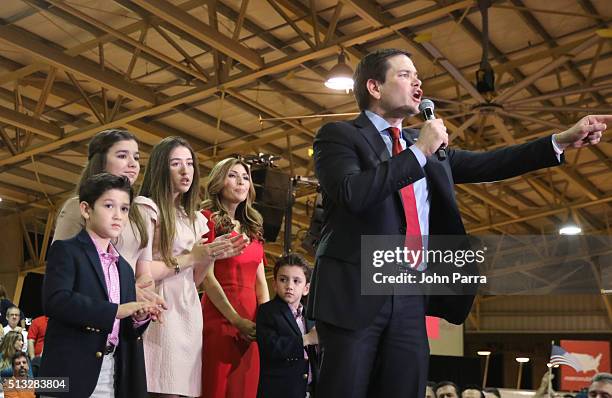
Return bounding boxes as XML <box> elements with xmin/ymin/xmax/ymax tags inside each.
<box><xmin>424</xmin><ymin>373</ymin><xmax>612</xmax><ymax>398</ymax></box>
<box><xmin>0</xmin><ymin>287</ymin><xmax>48</xmax><ymax>380</ymax></box>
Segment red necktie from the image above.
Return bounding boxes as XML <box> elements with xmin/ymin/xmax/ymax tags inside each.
<box><xmin>389</xmin><ymin>127</ymin><xmax>423</xmax><ymax>263</ymax></box>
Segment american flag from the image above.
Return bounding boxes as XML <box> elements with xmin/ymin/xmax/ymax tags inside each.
<box><xmin>550</xmin><ymin>345</ymin><xmax>583</xmax><ymax>371</ymax></box>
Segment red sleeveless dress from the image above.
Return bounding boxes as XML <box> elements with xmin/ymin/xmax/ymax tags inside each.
<box><xmin>201</xmin><ymin>210</ymin><xmax>264</xmax><ymax>398</ymax></box>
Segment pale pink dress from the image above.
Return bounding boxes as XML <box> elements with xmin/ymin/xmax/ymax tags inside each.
<box><xmin>138</xmin><ymin>197</ymin><xmax>208</xmax><ymax>397</ymax></box>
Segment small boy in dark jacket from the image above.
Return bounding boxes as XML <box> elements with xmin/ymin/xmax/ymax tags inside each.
<box><xmin>257</xmin><ymin>254</ymin><xmax>319</xmax><ymax>398</ymax></box>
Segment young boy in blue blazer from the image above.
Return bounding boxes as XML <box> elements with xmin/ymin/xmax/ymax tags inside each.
<box><xmin>39</xmin><ymin>173</ymin><xmax>154</xmax><ymax>397</ymax></box>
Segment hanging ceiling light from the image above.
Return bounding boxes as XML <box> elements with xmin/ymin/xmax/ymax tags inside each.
<box><xmin>559</xmin><ymin>225</ymin><xmax>582</xmax><ymax>235</ymax></box>
<box><xmin>325</xmin><ymin>51</ymin><xmax>354</xmax><ymax>91</ymax></box>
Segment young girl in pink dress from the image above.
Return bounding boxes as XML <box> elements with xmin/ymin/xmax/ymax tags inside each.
<box><xmin>139</xmin><ymin>138</ymin><xmax>246</xmax><ymax>398</ymax></box>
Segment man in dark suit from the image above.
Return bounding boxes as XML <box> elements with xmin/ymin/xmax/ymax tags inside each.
<box><xmin>307</xmin><ymin>48</ymin><xmax>609</xmax><ymax>397</ymax></box>
<box><xmin>257</xmin><ymin>254</ymin><xmax>319</xmax><ymax>398</ymax></box>
<box><xmin>39</xmin><ymin>174</ymin><xmax>153</xmax><ymax>398</ymax></box>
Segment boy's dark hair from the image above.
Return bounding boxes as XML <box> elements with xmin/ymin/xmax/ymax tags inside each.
<box><xmin>11</xmin><ymin>351</ymin><xmax>28</xmax><ymax>367</ymax></box>
<box><xmin>435</xmin><ymin>381</ymin><xmax>459</xmax><ymax>395</ymax></box>
<box><xmin>483</xmin><ymin>387</ymin><xmax>501</xmax><ymax>397</ymax></box>
<box><xmin>462</xmin><ymin>384</ymin><xmax>485</xmax><ymax>398</ymax></box>
<box><xmin>273</xmin><ymin>253</ymin><xmax>312</xmax><ymax>282</ymax></box>
<box><xmin>353</xmin><ymin>48</ymin><xmax>412</xmax><ymax>111</ymax></box>
<box><xmin>79</xmin><ymin>173</ymin><xmax>133</xmax><ymax>207</ymax></box>
<box><xmin>426</xmin><ymin>381</ymin><xmax>436</xmax><ymax>389</ymax></box>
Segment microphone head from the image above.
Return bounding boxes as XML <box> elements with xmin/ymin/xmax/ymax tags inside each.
<box><xmin>418</xmin><ymin>98</ymin><xmax>435</xmax><ymax>113</ymax></box>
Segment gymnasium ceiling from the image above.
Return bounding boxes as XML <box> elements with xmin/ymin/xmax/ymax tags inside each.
<box><xmin>0</xmin><ymin>0</ymin><xmax>610</xmax><ymax>252</ymax></box>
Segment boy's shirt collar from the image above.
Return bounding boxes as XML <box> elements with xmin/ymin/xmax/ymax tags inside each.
<box><xmin>87</xmin><ymin>231</ymin><xmax>119</xmax><ymax>263</ymax></box>
<box><xmin>287</xmin><ymin>302</ymin><xmax>304</xmax><ymax>318</ymax></box>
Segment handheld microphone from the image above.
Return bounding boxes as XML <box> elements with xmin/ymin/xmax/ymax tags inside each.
<box><xmin>418</xmin><ymin>99</ymin><xmax>447</xmax><ymax>161</ymax></box>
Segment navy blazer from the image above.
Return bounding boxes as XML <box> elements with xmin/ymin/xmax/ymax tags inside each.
<box><xmin>257</xmin><ymin>295</ymin><xmax>319</xmax><ymax>398</ymax></box>
<box><xmin>39</xmin><ymin>229</ymin><xmax>148</xmax><ymax>397</ymax></box>
<box><xmin>307</xmin><ymin>112</ymin><xmax>562</xmax><ymax>330</ymax></box>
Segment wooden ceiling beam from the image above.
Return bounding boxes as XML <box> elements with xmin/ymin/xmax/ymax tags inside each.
<box><xmin>0</xmin><ymin>0</ymin><xmax>560</xmax><ymax>169</ymax></box>
<box><xmin>555</xmin><ymin>166</ymin><xmax>601</xmax><ymax>201</ymax></box>
<box><xmin>494</xmin><ymin>35</ymin><xmax>601</xmax><ymax>103</ymax></box>
<box><xmin>0</xmin><ymin>25</ymin><xmax>156</xmax><ymax>105</ymax></box>
<box><xmin>0</xmin><ymin>106</ymin><xmax>62</xmax><ymax>139</ymax></box>
<box><xmin>468</xmin><ymin>196</ymin><xmax>612</xmax><ymax>233</ymax></box>
<box><xmin>419</xmin><ymin>41</ymin><xmax>487</xmax><ymax>103</ymax></box>
<box><xmin>0</xmin><ymin>192</ymin><xmax>47</xmax><ymax>209</ymax></box>
<box><xmin>458</xmin><ymin>185</ymin><xmax>520</xmax><ymax>219</ymax></box>
<box><xmin>108</xmin><ymin>0</ymin><xmax>317</xmax><ymax>166</ymax></box>
<box><xmin>341</xmin><ymin>0</ymin><xmax>386</xmax><ymax>28</ymax></box>
<box><xmin>274</xmin><ymin>0</ymin><xmax>365</xmax><ymax>64</ymax></box>
<box><xmin>131</xmin><ymin>0</ymin><xmax>263</xmax><ymax>70</ymax></box>
<box><xmin>46</xmin><ymin>0</ymin><xmax>209</xmax><ymax>84</ymax></box>
<box><xmin>0</xmin><ymin>180</ymin><xmax>47</xmax><ymax>207</ymax></box>
<box><xmin>27</xmin><ymin>0</ymin><xmax>211</xmax><ymax>85</ymax></box>
<box><xmin>490</xmin><ymin>114</ymin><xmax>516</xmax><ymax>144</ymax></box>
<box><xmin>446</xmin><ymin>9</ymin><xmax>584</xmax><ymax>125</ymax></box>
<box><xmin>7</xmin><ymin>167</ymin><xmax>73</xmax><ymax>191</ymax></box>
<box><xmin>17</xmin><ymin>64</ymin><xmax>308</xmax><ymax>170</ymax></box>
<box><xmin>227</xmin><ymin>89</ymin><xmax>315</xmax><ymax>138</ymax></box>
<box><xmin>508</xmin><ymin>0</ymin><xmax>607</xmax><ymax>105</ymax></box>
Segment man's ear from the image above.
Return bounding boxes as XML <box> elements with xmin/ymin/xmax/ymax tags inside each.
<box><xmin>366</xmin><ymin>79</ymin><xmax>381</xmax><ymax>101</ymax></box>
<box><xmin>79</xmin><ymin>201</ymin><xmax>91</xmax><ymax>220</ymax></box>
<box><xmin>303</xmin><ymin>282</ymin><xmax>310</xmax><ymax>296</ymax></box>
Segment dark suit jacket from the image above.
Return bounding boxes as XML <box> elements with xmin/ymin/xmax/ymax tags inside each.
<box><xmin>257</xmin><ymin>296</ymin><xmax>319</xmax><ymax>398</ymax></box>
<box><xmin>307</xmin><ymin>112</ymin><xmax>562</xmax><ymax>330</ymax></box>
<box><xmin>39</xmin><ymin>229</ymin><xmax>148</xmax><ymax>398</ymax></box>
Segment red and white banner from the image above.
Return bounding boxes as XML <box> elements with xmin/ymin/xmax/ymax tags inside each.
<box><xmin>559</xmin><ymin>340</ymin><xmax>610</xmax><ymax>391</ymax></box>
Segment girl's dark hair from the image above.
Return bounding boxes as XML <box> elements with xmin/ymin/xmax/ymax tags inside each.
<box><xmin>77</xmin><ymin>129</ymin><xmax>148</xmax><ymax>248</ymax></box>
<box><xmin>77</xmin><ymin>129</ymin><xmax>137</xmax><ymax>191</ymax></box>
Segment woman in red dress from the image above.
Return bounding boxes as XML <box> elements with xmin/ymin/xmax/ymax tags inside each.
<box><xmin>201</xmin><ymin>158</ymin><xmax>270</xmax><ymax>398</ymax></box>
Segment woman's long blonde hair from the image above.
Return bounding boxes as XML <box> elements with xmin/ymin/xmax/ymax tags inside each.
<box><xmin>201</xmin><ymin>158</ymin><xmax>263</xmax><ymax>241</ymax></box>
<box><xmin>0</xmin><ymin>331</ymin><xmax>22</xmax><ymax>369</ymax></box>
<box><xmin>77</xmin><ymin>128</ymin><xmax>148</xmax><ymax>248</ymax></box>
<box><xmin>139</xmin><ymin>137</ymin><xmax>200</xmax><ymax>266</ymax></box>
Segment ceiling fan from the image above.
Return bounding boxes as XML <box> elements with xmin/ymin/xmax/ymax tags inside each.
<box><xmin>416</xmin><ymin>0</ymin><xmax>606</xmax><ymax>145</ymax></box>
